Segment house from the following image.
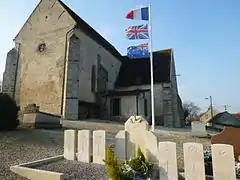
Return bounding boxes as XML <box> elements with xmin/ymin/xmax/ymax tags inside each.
<box><xmin>199</xmin><ymin>107</ymin><xmax>220</xmax><ymax>125</ymax></box>
<box><xmin>232</xmin><ymin>113</ymin><xmax>240</xmax><ymax>120</ymax></box>
<box><xmin>207</xmin><ymin>111</ymin><xmax>240</xmax><ymax>130</ymax></box>
<box><xmin>1</xmin><ymin>0</ymin><xmax>184</xmax><ymax>127</ymax></box>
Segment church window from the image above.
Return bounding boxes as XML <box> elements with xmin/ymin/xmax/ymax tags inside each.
<box><xmin>91</xmin><ymin>65</ymin><xmax>96</xmax><ymax>92</ymax></box>
<box><xmin>38</xmin><ymin>43</ymin><xmax>46</xmax><ymax>53</ymax></box>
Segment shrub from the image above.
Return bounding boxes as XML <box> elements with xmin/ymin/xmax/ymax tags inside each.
<box><xmin>103</xmin><ymin>145</ymin><xmax>154</xmax><ymax>179</ymax></box>
<box><xmin>0</xmin><ymin>93</ymin><xmax>19</xmax><ymax>130</ymax></box>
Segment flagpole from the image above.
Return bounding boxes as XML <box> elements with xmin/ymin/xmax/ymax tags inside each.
<box><xmin>148</xmin><ymin>5</ymin><xmax>155</xmax><ymax>131</ymax></box>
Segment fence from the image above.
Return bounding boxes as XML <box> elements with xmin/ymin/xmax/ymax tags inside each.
<box><xmin>63</xmin><ymin>129</ymin><xmax>237</xmax><ymax>180</ymax></box>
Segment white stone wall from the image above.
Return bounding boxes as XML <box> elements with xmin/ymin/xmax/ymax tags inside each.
<box><xmin>14</xmin><ymin>0</ymin><xmax>76</xmax><ymax>115</ymax></box>
<box><xmin>2</xmin><ymin>48</ymin><xmax>18</xmax><ymax>99</ymax></box>
<box><xmin>120</xmin><ymin>96</ymin><xmax>136</xmax><ymax>117</ymax></box>
<box><xmin>138</xmin><ymin>93</ymin><xmax>145</xmax><ymax>117</ymax></box>
<box><xmin>73</xmin><ymin>28</ymin><xmax>122</xmax><ymax>103</ymax></box>
<box><xmin>116</xmin><ymin>84</ymin><xmax>164</xmax><ymax>118</ymax></box>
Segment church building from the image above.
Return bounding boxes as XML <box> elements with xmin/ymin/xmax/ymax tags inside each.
<box><xmin>2</xmin><ymin>0</ymin><xmax>184</xmax><ymax>127</ymax></box>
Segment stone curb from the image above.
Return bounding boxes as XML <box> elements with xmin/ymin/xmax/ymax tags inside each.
<box><xmin>10</xmin><ymin>155</ymin><xmax>65</xmax><ymax>180</ymax></box>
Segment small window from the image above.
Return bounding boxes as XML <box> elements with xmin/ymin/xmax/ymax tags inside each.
<box><xmin>91</xmin><ymin>65</ymin><xmax>96</xmax><ymax>92</ymax></box>
<box><xmin>38</xmin><ymin>43</ymin><xmax>46</xmax><ymax>53</ymax></box>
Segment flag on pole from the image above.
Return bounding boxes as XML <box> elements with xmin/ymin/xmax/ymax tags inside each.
<box><xmin>125</xmin><ymin>24</ymin><xmax>149</xmax><ymax>40</ymax></box>
<box><xmin>127</xmin><ymin>43</ymin><xmax>150</xmax><ymax>59</ymax></box>
<box><xmin>125</xmin><ymin>7</ymin><xmax>149</xmax><ymax>20</ymax></box>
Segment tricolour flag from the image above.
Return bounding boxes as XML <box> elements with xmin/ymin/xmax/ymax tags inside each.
<box><xmin>126</xmin><ymin>7</ymin><xmax>149</xmax><ymax>21</ymax></box>
<box><xmin>127</xmin><ymin>43</ymin><xmax>150</xmax><ymax>59</ymax></box>
<box><xmin>125</xmin><ymin>24</ymin><xmax>149</xmax><ymax>40</ymax></box>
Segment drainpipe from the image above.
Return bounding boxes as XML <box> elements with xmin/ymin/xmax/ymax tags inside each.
<box><xmin>60</xmin><ymin>26</ymin><xmax>76</xmax><ymax>117</ymax></box>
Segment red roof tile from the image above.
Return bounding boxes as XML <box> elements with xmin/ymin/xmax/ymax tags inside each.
<box><xmin>233</xmin><ymin>113</ymin><xmax>240</xmax><ymax>120</ymax></box>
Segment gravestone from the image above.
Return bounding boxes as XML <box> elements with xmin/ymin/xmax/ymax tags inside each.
<box><xmin>191</xmin><ymin>121</ymin><xmax>208</xmax><ymax>137</ymax></box>
<box><xmin>77</xmin><ymin>130</ymin><xmax>91</xmax><ymax>163</ymax></box>
<box><xmin>144</xmin><ymin>131</ymin><xmax>158</xmax><ymax>164</ymax></box>
<box><xmin>211</xmin><ymin>144</ymin><xmax>236</xmax><ymax>180</ymax></box>
<box><xmin>64</xmin><ymin>130</ymin><xmax>76</xmax><ymax>160</ymax></box>
<box><xmin>183</xmin><ymin>143</ymin><xmax>206</xmax><ymax>180</ymax></box>
<box><xmin>124</xmin><ymin>115</ymin><xmax>156</xmax><ymax>160</ymax></box>
<box><xmin>211</xmin><ymin>126</ymin><xmax>240</xmax><ymax>159</ymax></box>
<box><xmin>93</xmin><ymin>130</ymin><xmax>106</xmax><ymax>164</ymax></box>
<box><xmin>159</xmin><ymin>141</ymin><xmax>178</xmax><ymax>180</ymax></box>
<box><xmin>125</xmin><ymin>115</ymin><xmax>149</xmax><ymax>132</ymax></box>
<box><xmin>123</xmin><ymin>115</ymin><xmax>159</xmax><ymax>178</ymax></box>
<box><xmin>115</xmin><ymin>130</ymin><xmax>128</xmax><ymax>161</ymax></box>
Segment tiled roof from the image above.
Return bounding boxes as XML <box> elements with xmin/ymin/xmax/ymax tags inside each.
<box><xmin>233</xmin><ymin>113</ymin><xmax>240</xmax><ymax>120</ymax></box>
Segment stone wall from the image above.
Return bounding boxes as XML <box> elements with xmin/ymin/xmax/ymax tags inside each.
<box><xmin>2</xmin><ymin>48</ymin><xmax>18</xmax><ymax>99</ymax></box>
<box><xmin>170</xmin><ymin>54</ymin><xmax>181</xmax><ymax>127</ymax></box>
<box><xmin>63</xmin><ymin>35</ymin><xmax>80</xmax><ymax>120</ymax></box>
<box><xmin>73</xmin><ymin>28</ymin><xmax>122</xmax><ymax>103</ymax></box>
<box><xmin>114</xmin><ymin>84</ymin><xmax>164</xmax><ymax>124</ymax></box>
<box><xmin>14</xmin><ymin>0</ymin><xmax>76</xmax><ymax>116</ymax></box>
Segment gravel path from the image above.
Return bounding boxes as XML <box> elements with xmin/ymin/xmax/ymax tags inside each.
<box><xmin>36</xmin><ymin>159</ymin><xmax>107</xmax><ymax>180</ymax></box>
<box><xmin>0</xmin><ymin>121</ymin><xmax>211</xmax><ymax>179</ymax></box>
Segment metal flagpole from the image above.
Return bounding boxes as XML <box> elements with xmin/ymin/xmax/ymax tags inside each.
<box><xmin>148</xmin><ymin>5</ymin><xmax>155</xmax><ymax>131</ymax></box>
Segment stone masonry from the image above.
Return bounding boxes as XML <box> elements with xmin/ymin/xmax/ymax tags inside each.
<box><xmin>2</xmin><ymin>0</ymin><xmax>183</xmax><ymax>127</ymax></box>
<box><xmin>14</xmin><ymin>0</ymin><xmax>76</xmax><ymax>116</ymax></box>
<box><xmin>8</xmin><ymin>0</ymin><xmax>122</xmax><ymax>119</ymax></box>
<box><xmin>2</xmin><ymin>48</ymin><xmax>18</xmax><ymax>98</ymax></box>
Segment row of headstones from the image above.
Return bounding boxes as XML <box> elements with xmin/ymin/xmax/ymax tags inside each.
<box><xmin>64</xmin><ymin>129</ymin><xmax>106</xmax><ymax>164</ymax></box>
<box><xmin>64</xmin><ymin>129</ymin><xmax>237</xmax><ymax>180</ymax></box>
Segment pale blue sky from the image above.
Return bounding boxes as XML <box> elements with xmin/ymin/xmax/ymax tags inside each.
<box><xmin>0</xmin><ymin>0</ymin><xmax>239</xmax><ymax>113</ymax></box>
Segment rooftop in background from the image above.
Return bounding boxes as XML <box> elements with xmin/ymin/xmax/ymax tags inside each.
<box><xmin>232</xmin><ymin>113</ymin><xmax>240</xmax><ymax>120</ymax></box>
<box><xmin>115</xmin><ymin>49</ymin><xmax>172</xmax><ymax>88</ymax></box>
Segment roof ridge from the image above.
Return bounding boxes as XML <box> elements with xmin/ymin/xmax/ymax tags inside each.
<box><xmin>57</xmin><ymin>0</ymin><xmax>123</xmax><ymax>61</ymax></box>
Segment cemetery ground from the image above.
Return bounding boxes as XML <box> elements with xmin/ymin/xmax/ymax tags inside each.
<box><xmin>0</xmin><ymin>120</ymin><xmax>211</xmax><ymax>180</ymax></box>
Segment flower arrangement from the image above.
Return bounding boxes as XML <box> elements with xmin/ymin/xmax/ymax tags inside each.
<box><xmin>103</xmin><ymin>145</ymin><xmax>154</xmax><ymax>180</ymax></box>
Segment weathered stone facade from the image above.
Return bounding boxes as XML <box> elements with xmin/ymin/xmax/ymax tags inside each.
<box><xmin>13</xmin><ymin>0</ymin><xmax>76</xmax><ymax>116</ymax></box>
<box><xmin>2</xmin><ymin>48</ymin><xmax>18</xmax><ymax>98</ymax></box>
<box><xmin>2</xmin><ymin>0</ymin><xmax>183</xmax><ymax>127</ymax></box>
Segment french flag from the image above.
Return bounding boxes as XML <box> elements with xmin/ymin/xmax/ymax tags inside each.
<box><xmin>125</xmin><ymin>7</ymin><xmax>149</xmax><ymax>21</ymax></box>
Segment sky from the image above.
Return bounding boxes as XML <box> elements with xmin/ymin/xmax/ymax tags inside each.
<box><xmin>0</xmin><ymin>0</ymin><xmax>239</xmax><ymax>113</ymax></box>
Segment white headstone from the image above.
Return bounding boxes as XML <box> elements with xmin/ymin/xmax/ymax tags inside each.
<box><xmin>93</xmin><ymin>130</ymin><xmax>106</xmax><ymax>164</ymax></box>
<box><xmin>77</xmin><ymin>130</ymin><xmax>91</xmax><ymax>163</ymax></box>
<box><xmin>211</xmin><ymin>144</ymin><xmax>236</xmax><ymax>180</ymax></box>
<box><xmin>183</xmin><ymin>143</ymin><xmax>205</xmax><ymax>180</ymax></box>
<box><xmin>159</xmin><ymin>142</ymin><xmax>178</xmax><ymax>180</ymax></box>
<box><xmin>144</xmin><ymin>131</ymin><xmax>158</xmax><ymax>164</ymax></box>
<box><xmin>191</xmin><ymin>121</ymin><xmax>208</xmax><ymax>137</ymax></box>
<box><xmin>64</xmin><ymin>129</ymin><xmax>76</xmax><ymax>160</ymax></box>
<box><xmin>115</xmin><ymin>130</ymin><xmax>128</xmax><ymax>161</ymax></box>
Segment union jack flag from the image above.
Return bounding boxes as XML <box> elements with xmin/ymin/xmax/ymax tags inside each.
<box><xmin>125</xmin><ymin>24</ymin><xmax>149</xmax><ymax>40</ymax></box>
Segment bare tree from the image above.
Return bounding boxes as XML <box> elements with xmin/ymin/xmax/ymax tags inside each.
<box><xmin>183</xmin><ymin>101</ymin><xmax>201</xmax><ymax>124</ymax></box>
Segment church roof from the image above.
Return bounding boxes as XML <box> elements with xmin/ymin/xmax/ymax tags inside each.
<box><xmin>115</xmin><ymin>49</ymin><xmax>172</xmax><ymax>87</ymax></box>
<box><xmin>58</xmin><ymin>0</ymin><xmax>123</xmax><ymax>61</ymax></box>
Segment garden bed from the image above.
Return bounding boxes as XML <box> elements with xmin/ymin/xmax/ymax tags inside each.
<box><xmin>35</xmin><ymin>159</ymin><xmax>107</xmax><ymax>180</ymax></box>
